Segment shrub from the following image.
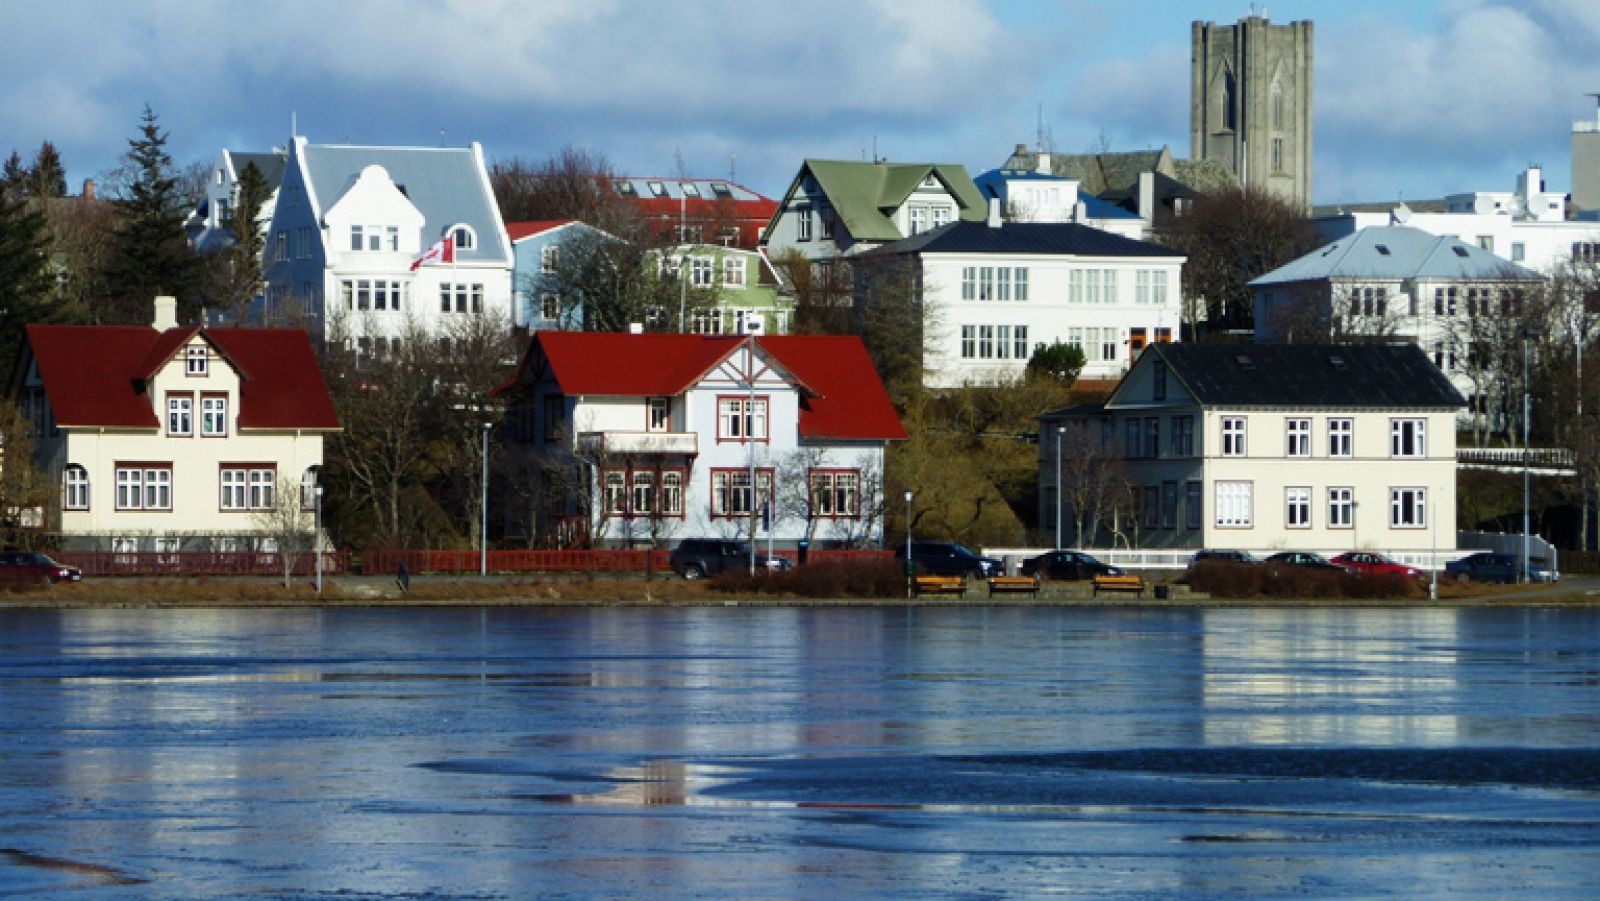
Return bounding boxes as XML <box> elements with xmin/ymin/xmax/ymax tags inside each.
<box><xmin>710</xmin><ymin>559</ymin><xmax>905</xmax><ymax>598</ymax></box>
<box><xmin>1189</xmin><ymin>561</ymin><xmax>1424</xmax><ymax>600</ymax></box>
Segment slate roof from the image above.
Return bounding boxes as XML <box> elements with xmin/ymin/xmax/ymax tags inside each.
<box><xmin>300</xmin><ymin>142</ymin><xmax>509</xmax><ymax>263</ymax></box>
<box><xmin>26</xmin><ymin>325</ymin><xmax>340</xmax><ymax>430</ymax></box>
<box><xmin>520</xmin><ymin>332</ymin><xmax>905</xmax><ymax>441</ymax></box>
<box><xmin>1124</xmin><ymin>343</ymin><xmax>1465</xmax><ymax>410</ymax></box>
<box><xmin>228</xmin><ymin>151</ymin><xmax>286</xmax><ymax>190</ymax></box>
<box><xmin>972</xmin><ymin>169</ymin><xmax>1140</xmax><ymax>221</ymax></box>
<box><xmin>1249</xmin><ymin>226</ymin><xmax>1539</xmax><ymax>287</ymax></box>
<box><xmin>1001</xmin><ymin>145</ymin><xmax>1236</xmax><ymax>195</ymax></box>
<box><xmin>867</xmin><ymin>220</ymin><xmax>1183</xmax><ymax>258</ymax></box>
<box><xmin>791</xmin><ymin>160</ymin><xmax>986</xmax><ymax>243</ymax></box>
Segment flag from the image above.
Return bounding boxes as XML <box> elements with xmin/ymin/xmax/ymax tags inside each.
<box><xmin>411</xmin><ymin>236</ymin><xmax>455</xmax><ymax>271</ymax></box>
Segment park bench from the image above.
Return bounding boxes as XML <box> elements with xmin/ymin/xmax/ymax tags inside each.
<box><xmin>988</xmin><ymin>575</ymin><xmax>1041</xmax><ymax>598</ymax></box>
<box><xmin>1091</xmin><ymin>574</ymin><xmax>1146</xmax><ymax>597</ymax></box>
<box><xmin>913</xmin><ymin>575</ymin><xmax>967</xmax><ymax>598</ymax></box>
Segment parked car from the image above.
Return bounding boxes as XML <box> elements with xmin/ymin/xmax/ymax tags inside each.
<box><xmin>1187</xmin><ymin>549</ymin><xmax>1257</xmax><ymax>567</ymax></box>
<box><xmin>669</xmin><ymin>539</ymin><xmax>792</xmax><ymax>580</ymax></box>
<box><xmin>1330</xmin><ymin>552</ymin><xmax>1422</xmax><ymax>579</ymax></box>
<box><xmin>1021</xmin><ymin>550</ymin><xmax>1123</xmax><ymax>581</ymax></box>
<box><xmin>0</xmin><ymin>551</ymin><xmax>83</xmax><ymax>587</ymax></box>
<box><xmin>1444</xmin><ymin>552</ymin><xmax>1557</xmax><ymax>584</ymax></box>
<box><xmin>894</xmin><ymin>541</ymin><xmax>1002</xmax><ymax>579</ymax></box>
<box><xmin>1262</xmin><ymin>551</ymin><xmax>1351</xmax><ymax>572</ymax></box>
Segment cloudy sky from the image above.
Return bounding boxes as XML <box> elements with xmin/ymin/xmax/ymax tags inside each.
<box><xmin>4</xmin><ymin>0</ymin><xmax>1598</xmax><ymax>205</ymax></box>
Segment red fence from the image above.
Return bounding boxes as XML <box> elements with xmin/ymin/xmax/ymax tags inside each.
<box><xmin>361</xmin><ymin>547</ymin><xmax>894</xmax><ymax>575</ymax></box>
<box><xmin>56</xmin><ymin>551</ymin><xmax>349</xmax><ymax>578</ymax></box>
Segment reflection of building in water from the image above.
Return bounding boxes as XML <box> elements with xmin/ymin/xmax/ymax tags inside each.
<box><xmin>1200</xmin><ymin>608</ymin><xmax>1462</xmax><ymax>745</ymax></box>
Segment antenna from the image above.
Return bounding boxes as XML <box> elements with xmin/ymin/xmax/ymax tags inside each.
<box><xmin>872</xmin><ymin>135</ymin><xmax>879</xmax><ymax>163</ymax></box>
<box><xmin>1036</xmin><ymin>103</ymin><xmax>1044</xmax><ymax>152</ymax></box>
<box><xmin>439</xmin><ymin>128</ymin><xmax>446</xmax><ymax>147</ymax></box>
<box><xmin>291</xmin><ymin>111</ymin><xmax>297</xmax><ymax>136</ymax></box>
<box><xmin>730</xmin><ymin>153</ymin><xmax>736</xmax><ymax>182</ymax></box>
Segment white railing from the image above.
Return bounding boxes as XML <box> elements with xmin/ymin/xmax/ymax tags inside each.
<box><xmin>578</xmin><ymin>431</ymin><xmax>698</xmax><ymax>455</ymax></box>
<box><xmin>1457</xmin><ymin>447</ymin><xmax>1574</xmax><ymax>468</ymax></box>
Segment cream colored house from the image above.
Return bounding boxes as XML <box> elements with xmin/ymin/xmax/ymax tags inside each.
<box><xmin>1040</xmin><ymin>343</ymin><xmax>1465</xmax><ymax>553</ymax></box>
<box><xmin>14</xmin><ymin>299</ymin><xmax>340</xmax><ymax>552</ymax></box>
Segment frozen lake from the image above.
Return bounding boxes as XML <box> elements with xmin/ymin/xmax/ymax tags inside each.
<box><xmin>1</xmin><ymin>605</ymin><xmax>1598</xmax><ymax>897</ymax></box>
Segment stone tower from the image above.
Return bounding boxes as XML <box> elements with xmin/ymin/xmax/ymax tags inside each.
<box><xmin>1573</xmin><ymin>94</ymin><xmax>1600</xmax><ymax>216</ymax></box>
<box><xmin>1191</xmin><ymin>16</ymin><xmax>1314</xmax><ymax>211</ymax></box>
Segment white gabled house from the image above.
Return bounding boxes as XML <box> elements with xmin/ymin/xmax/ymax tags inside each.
<box><xmin>1039</xmin><ymin>343</ymin><xmax>1465</xmax><ymax>554</ymax></box>
<box><xmin>257</xmin><ymin>136</ymin><xmax>514</xmax><ymax>352</ymax></box>
<box><xmin>13</xmin><ymin>298</ymin><xmax>340</xmax><ymax>552</ymax></box>
<box><xmin>498</xmin><ymin>332</ymin><xmax>906</xmax><ymax>549</ymax></box>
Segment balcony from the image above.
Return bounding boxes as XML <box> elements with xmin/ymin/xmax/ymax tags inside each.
<box><xmin>577</xmin><ymin>431</ymin><xmax>698</xmax><ymax>456</ymax></box>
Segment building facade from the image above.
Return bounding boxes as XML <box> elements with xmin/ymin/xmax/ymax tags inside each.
<box><xmin>1191</xmin><ymin>15</ymin><xmax>1314</xmax><ymax>211</ymax></box>
<box><xmin>14</xmin><ymin>299</ymin><xmax>340</xmax><ymax>552</ymax></box>
<box><xmin>1040</xmin><ymin>343</ymin><xmax>1463</xmax><ymax>553</ymax></box>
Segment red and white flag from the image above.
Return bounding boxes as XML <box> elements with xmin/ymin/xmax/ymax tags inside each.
<box><xmin>411</xmin><ymin>236</ymin><xmax>455</xmax><ymax>271</ymax></box>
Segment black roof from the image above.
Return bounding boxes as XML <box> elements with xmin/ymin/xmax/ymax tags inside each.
<box><xmin>869</xmin><ymin>220</ymin><xmax>1182</xmax><ymax>258</ymax></box>
<box><xmin>1144</xmin><ymin>343</ymin><xmax>1466</xmax><ymax>409</ymax></box>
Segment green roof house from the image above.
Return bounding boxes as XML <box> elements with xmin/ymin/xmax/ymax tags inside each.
<box><xmin>761</xmin><ymin>159</ymin><xmax>987</xmax><ymax>261</ymax></box>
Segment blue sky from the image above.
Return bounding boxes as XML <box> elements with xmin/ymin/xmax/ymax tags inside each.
<box><xmin>4</xmin><ymin>0</ymin><xmax>1598</xmax><ymax>205</ymax></box>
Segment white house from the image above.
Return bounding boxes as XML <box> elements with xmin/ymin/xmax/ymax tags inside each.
<box><xmin>257</xmin><ymin>137</ymin><xmax>514</xmax><ymax>352</ymax></box>
<box><xmin>13</xmin><ymin>298</ymin><xmax>340</xmax><ymax>552</ymax></box>
<box><xmin>972</xmin><ymin>165</ymin><xmax>1146</xmax><ymax>239</ymax></box>
<box><xmin>498</xmin><ymin>332</ymin><xmax>905</xmax><ymax>549</ymax></box>
<box><xmin>859</xmin><ymin>201</ymin><xmax>1186</xmax><ymax>387</ymax></box>
<box><xmin>185</xmin><ymin>148</ymin><xmax>286</xmax><ymax>253</ymax></box>
<box><xmin>1039</xmin><ymin>343</ymin><xmax>1464</xmax><ymax>553</ymax></box>
<box><xmin>761</xmin><ymin>159</ymin><xmax>988</xmax><ymax>261</ymax></box>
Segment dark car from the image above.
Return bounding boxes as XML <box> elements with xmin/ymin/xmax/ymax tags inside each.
<box><xmin>1444</xmin><ymin>552</ymin><xmax>1556</xmax><ymax>584</ymax></box>
<box><xmin>1187</xmin><ymin>549</ymin><xmax>1257</xmax><ymax>567</ymax></box>
<box><xmin>1331</xmin><ymin>551</ymin><xmax>1422</xmax><ymax>578</ymax></box>
<box><xmin>1022</xmin><ymin>550</ymin><xmax>1122</xmax><ymax>581</ymax></box>
<box><xmin>1263</xmin><ymin>551</ymin><xmax>1351</xmax><ymax>572</ymax></box>
<box><xmin>894</xmin><ymin>541</ymin><xmax>1002</xmax><ymax>579</ymax></box>
<box><xmin>669</xmin><ymin>539</ymin><xmax>792</xmax><ymax>580</ymax></box>
<box><xmin>0</xmin><ymin>551</ymin><xmax>82</xmax><ymax>587</ymax></box>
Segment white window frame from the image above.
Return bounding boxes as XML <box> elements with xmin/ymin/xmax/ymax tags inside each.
<box><xmin>1286</xmin><ymin>418</ymin><xmax>1311</xmax><ymax>457</ymax></box>
<box><xmin>201</xmin><ymin>397</ymin><xmax>228</xmax><ymax>437</ymax></box>
<box><xmin>1222</xmin><ymin>417</ymin><xmax>1246</xmax><ymax>457</ymax></box>
<box><xmin>185</xmin><ymin>346</ymin><xmax>208</xmax><ymax>376</ymax></box>
<box><xmin>722</xmin><ymin>256</ymin><xmax>746</xmax><ymax>288</ymax></box>
<box><xmin>1390</xmin><ymin>418</ymin><xmax>1426</xmax><ymax>458</ymax></box>
<box><xmin>167</xmin><ymin>395</ymin><xmax>193</xmax><ymax>436</ymax></box>
<box><xmin>690</xmin><ymin>256</ymin><xmax>714</xmax><ymax>289</ymax></box>
<box><xmin>1286</xmin><ymin>487</ymin><xmax>1311</xmax><ymax>528</ymax></box>
<box><xmin>1390</xmin><ymin>487</ymin><xmax>1426</xmax><ymax>528</ymax></box>
<box><xmin>647</xmin><ymin>397</ymin><xmax>671</xmax><ymax>432</ymax></box>
<box><xmin>1215</xmin><ymin>480</ymin><xmax>1253</xmax><ymax>528</ymax></box>
<box><xmin>64</xmin><ymin>465</ymin><xmax>89</xmax><ymax>510</ymax></box>
<box><xmin>1328</xmin><ymin>487</ymin><xmax>1353</xmax><ymax>528</ymax></box>
<box><xmin>1329</xmin><ymin>418</ymin><xmax>1353</xmax><ymax>457</ymax></box>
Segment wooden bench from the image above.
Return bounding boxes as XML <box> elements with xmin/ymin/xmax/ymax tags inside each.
<box><xmin>988</xmin><ymin>576</ymin><xmax>1041</xmax><ymax>598</ymax></box>
<box><xmin>913</xmin><ymin>575</ymin><xmax>967</xmax><ymax>598</ymax></box>
<box><xmin>1092</xmin><ymin>574</ymin><xmax>1146</xmax><ymax>597</ymax></box>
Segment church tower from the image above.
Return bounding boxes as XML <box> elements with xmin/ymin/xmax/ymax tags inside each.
<box><xmin>1191</xmin><ymin>15</ymin><xmax>1314</xmax><ymax>211</ymax></box>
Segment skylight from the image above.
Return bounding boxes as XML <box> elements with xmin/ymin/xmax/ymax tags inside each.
<box><xmin>1375</xmin><ymin>244</ymin><xmax>1390</xmax><ymax>256</ymax></box>
<box><xmin>1452</xmin><ymin>246</ymin><xmax>1470</xmax><ymax>257</ymax></box>
<box><xmin>681</xmin><ymin>182</ymin><xmax>700</xmax><ymax>197</ymax></box>
<box><xmin>710</xmin><ymin>182</ymin><xmax>733</xmax><ymax>198</ymax></box>
<box><xmin>647</xmin><ymin>181</ymin><xmax>667</xmax><ymax>198</ymax></box>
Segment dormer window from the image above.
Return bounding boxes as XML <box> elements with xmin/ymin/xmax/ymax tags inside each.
<box><xmin>681</xmin><ymin>182</ymin><xmax>700</xmax><ymax>197</ymax></box>
<box><xmin>647</xmin><ymin>181</ymin><xmax>668</xmax><ymax>198</ymax></box>
<box><xmin>186</xmin><ymin>346</ymin><xmax>208</xmax><ymax>376</ymax></box>
<box><xmin>616</xmin><ymin>181</ymin><xmax>637</xmax><ymax>196</ymax></box>
<box><xmin>448</xmin><ymin>223</ymin><xmax>476</xmax><ymax>251</ymax></box>
<box><xmin>351</xmin><ymin>224</ymin><xmax>398</xmax><ymax>252</ymax></box>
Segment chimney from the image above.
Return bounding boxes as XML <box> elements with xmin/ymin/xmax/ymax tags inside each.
<box><xmin>1036</xmin><ymin>152</ymin><xmax>1052</xmax><ymax>175</ymax></box>
<box><xmin>987</xmin><ymin>196</ymin><xmax>1003</xmax><ymax>228</ymax></box>
<box><xmin>1138</xmin><ymin>171</ymin><xmax>1156</xmax><ymax>221</ymax></box>
<box><xmin>81</xmin><ymin>178</ymin><xmax>95</xmax><ymax>202</ymax></box>
<box><xmin>153</xmin><ymin>295</ymin><xmax>178</xmax><ymax>331</ymax></box>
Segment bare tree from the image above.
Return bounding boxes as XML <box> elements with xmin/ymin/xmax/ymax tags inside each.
<box><xmin>490</xmin><ymin>147</ymin><xmax>643</xmax><ymax>240</ymax></box>
<box><xmin>0</xmin><ymin>398</ymin><xmax>52</xmax><ymax>548</ymax></box>
<box><xmin>252</xmin><ymin>475</ymin><xmax>314</xmax><ymax>587</ymax></box>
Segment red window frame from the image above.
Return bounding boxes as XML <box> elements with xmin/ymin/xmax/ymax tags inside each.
<box><xmin>709</xmin><ymin>467</ymin><xmax>774</xmax><ymax>518</ymax></box>
<box><xmin>807</xmin><ymin>468</ymin><xmax>861</xmax><ymax>519</ymax></box>
<box><xmin>600</xmin><ymin>466</ymin><xmax>688</xmax><ymax>520</ymax></box>
<box><xmin>715</xmin><ymin>395</ymin><xmax>769</xmax><ymax>444</ymax></box>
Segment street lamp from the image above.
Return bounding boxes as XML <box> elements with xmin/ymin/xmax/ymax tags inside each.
<box><xmin>1522</xmin><ymin>330</ymin><xmax>1538</xmax><ymax>583</ymax></box>
<box><xmin>904</xmin><ymin>490</ymin><xmax>914</xmax><ymax>598</ymax></box>
<box><xmin>1054</xmin><ymin>425</ymin><xmax>1065</xmax><ymax>550</ymax></box>
<box><xmin>481</xmin><ymin>421</ymin><xmax>492</xmax><ymax>577</ymax></box>
<box><xmin>314</xmin><ymin>482</ymin><xmax>324</xmax><ymax>594</ymax></box>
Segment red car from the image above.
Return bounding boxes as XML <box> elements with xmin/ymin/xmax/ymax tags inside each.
<box><xmin>0</xmin><ymin>551</ymin><xmax>83</xmax><ymax>587</ymax></box>
<box><xmin>1330</xmin><ymin>552</ymin><xmax>1422</xmax><ymax>578</ymax></box>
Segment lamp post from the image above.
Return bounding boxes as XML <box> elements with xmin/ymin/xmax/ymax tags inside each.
<box><xmin>746</xmin><ymin>336</ymin><xmax>758</xmax><ymax>577</ymax></box>
<box><xmin>481</xmin><ymin>421</ymin><xmax>492</xmax><ymax>578</ymax></box>
<box><xmin>314</xmin><ymin>482</ymin><xmax>324</xmax><ymax>594</ymax></box>
<box><xmin>904</xmin><ymin>490</ymin><xmax>914</xmax><ymax>598</ymax></box>
<box><xmin>1429</xmin><ymin>487</ymin><xmax>1438</xmax><ymax>601</ymax></box>
<box><xmin>1522</xmin><ymin>331</ymin><xmax>1537</xmax><ymax>583</ymax></box>
<box><xmin>1054</xmin><ymin>425</ymin><xmax>1065</xmax><ymax>550</ymax></box>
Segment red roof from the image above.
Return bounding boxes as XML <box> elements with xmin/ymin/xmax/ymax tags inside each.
<box><xmin>506</xmin><ymin>219</ymin><xmax>576</xmax><ymax>242</ymax></box>
<box><xmin>25</xmin><ymin>325</ymin><xmax>340</xmax><ymax>431</ymax></box>
<box><xmin>525</xmin><ymin>332</ymin><xmax>904</xmax><ymax>441</ymax></box>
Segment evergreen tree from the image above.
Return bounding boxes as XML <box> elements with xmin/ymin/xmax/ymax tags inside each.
<box><xmin>1</xmin><ymin>151</ymin><xmax>25</xmax><ymax>198</ymax></box>
<box><xmin>221</xmin><ymin>161</ymin><xmax>269</xmax><ymax>322</ymax></box>
<box><xmin>103</xmin><ymin>104</ymin><xmax>199</xmax><ymax>325</ymax></box>
<box><xmin>0</xmin><ymin>190</ymin><xmax>57</xmax><ymax>364</ymax></box>
<box><xmin>28</xmin><ymin>141</ymin><xmax>67</xmax><ymax>199</ymax></box>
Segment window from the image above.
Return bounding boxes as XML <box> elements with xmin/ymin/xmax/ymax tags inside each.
<box><xmin>1153</xmin><ymin>361</ymin><xmax>1167</xmax><ymax>400</ymax></box>
<box><xmin>220</xmin><ymin>467</ymin><xmax>275</xmax><ymax>511</ymax></box>
<box><xmin>201</xmin><ymin>396</ymin><xmax>227</xmax><ymax>436</ymax></box>
<box><xmin>301</xmin><ymin>467</ymin><xmax>319</xmax><ymax>511</ymax></box>
<box><xmin>541</xmin><ymin>245</ymin><xmax>559</xmax><ymax>270</ymax></box>
<box><xmin>661</xmin><ymin>471</ymin><xmax>684</xmax><ymax>516</ymax></box>
<box><xmin>1144</xmin><ymin>417</ymin><xmax>1160</xmax><ymax>459</ymax></box>
<box><xmin>1512</xmin><ymin>242</ymin><xmax>1526</xmax><ymax>262</ymax></box>
<box><xmin>1329</xmin><ymin>487</ymin><xmax>1353</xmax><ymax>528</ymax></box>
<box><xmin>908</xmin><ymin>206</ymin><xmax>928</xmax><ymax>235</ymax></box>
<box><xmin>1161</xmin><ymin>482</ymin><xmax>1178</xmax><ymax>529</ymax></box>
<box><xmin>810</xmin><ymin>470</ymin><xmax>861</xmax><ymax>518</ymax></box>
<box><xmin>962</xmin><ymin>268</ymin><xmax>975</xmax><ymax>301</ymax></box>
<box><xmin>1151</xmin><ymin>270</ymin><xmax>1167</xmax><ymax>305</ymax></box>
<box><xmin>631</xmin><ymin>471</ymin><xmax>654</xmax><ymax>515</ymax></box>
<box><xmin>978</xmin><ymin>325</ymin><xmax>994</xmax><ymax>359</ymax></box>
<box><xmin>439</xmin><ymin>283</ymin><xmax>484</xmax><ymax>314</ymax></box>
<box><xmin>1390</xmin><ymin>487</ymin><xmax>1426</xmax><ymax>528</ymax></box>
<box><xmin>647</xmin><ymin>397</ymin><xmax>670</xmax><ymax>432</ymax></box>
<box><xmin>185</xmin><ymin>346</ymin><xmax>208</xmax><ymax>376</ymax></box>
<box><xmin>797</xmin><ymin>206</ymin><xmax>812</xmax><ymax>241</ymax></box>
<box><xmin>1329</xmin><ymin>418</ymin><xmax>1352</xmax><ymax>457</ymax></box>
<box><xmin>647</xmin><ymin>181</ymin><xmax>667</xmax><ymax>198</ymax></box>
<box><xmin>1142</xmin><ymin>486</ymin><xmax>1159</xmax><ymax>529</ymax></box>
<box><xmin>995</xmin><ymin>326</ymin><xmax>1012</xmax><ymax>359</ymax></box>
<box><xmin>64</xmin><ymin>465</ymin><xmax>89</xmax><ymax>510</ymax></box>
<box><xmin>1286</xmin><ymin>418</ymin><xmax>1310</xmax><ymax>457</ymax></box>
<box><xmin>115</xmin><ymin>465</ymin><xmax>171</xmax><ymax>511</ymax></box>
<box><xmin>1271</xmin><ymin>137</ymin><xmax>1284</xmax><ymax>173</ymax></box>
<box><xmin>1124</xmin><ymin>419</ymin><xmax>1141</xmax><ymax>459</ymax></box>
<box><xmin>446</xmin><ymin>225</ymin><xmax>475</xmax><ymax>251</ymax></box>
<box><xmin>249</xmin><ymin>469</ymin><xmax>275</xmax><ymax>509</ymax></box>
<box><xmin>722</xmin><ymin>257</ymin><xmax>745</xmax><ymax>287</ymax></box>
<box><xmin>819</xmin><ymin>205</ymin><xmax>835</xmax><ymax>239</ymax></box>
<box><xmin>1185</xmin><ymin>481</ymin><xmax>1202</xmax><ymax>530</ymax></box>
<box><xmin>1286</xmin><ymin>487</ymin><xmax>1311</xmax><ymax>528</ymax></box>
<box><xmin>1222</xmin><ymin>417</ymin><xmax>1246</xmax><ymax>456</ymax></box>
<box><xmin>541</xmin><ymin>294</ymin><xmax>561</xmax><ymax>322</ymax></box>
<box><xmin>1136</xmin><ymin>269</ymin><xmax>1150</xmax><ymax>304</ymax></box>
<box><xmin>711</xmin><ymin>469</ymin><xmax>774</xmax><ymax>517</ymax></box>
<box><xmin>604</xmin><ymin>471</ymin><xmax>626</xmax><ymax>515</ymax></box>
<box><xmin>690</xmin><ymin>308</ymin><xmax>724</xmax><ymax>334</ymax></box>
<box><xmin>167</xmin><ymin>395</ymin><xmax>192</xmax><ymax>436</ymax></box>
<box><xmin>1014</xmin><ymin>267</ymin><xmax>1029</xmax><ymax>301</ymax></box>
<box><xmin>1215</xmin><ymin>481</ymin><xmax>1253</xmax><ymax>527</ymax></box>
<box><xmin>961</xmin><ymin>325</ymin><xmax>975</xmax><ymax>358</ymax></box>
<box><xmin>718</xmin><ymin>397</ymin><xmax>768</xmax><ymax>442</ymax></box>
<box><xmin>1391</xmin><ymin>418</ymin><xmax>1426</xmax><ymax>458</ymax></box>
<box><xmin>1170</xmin><ymin>416</ymin><xmax>1194</xmax><ymax>456</ymax></box>
<box><xmin>690</xmin><ymin>257</ymin><xmax>714</xmax><ymax>288</ymax></box>
<box><xmin>341</xmin><ymin>278</ymin><xmax>407</xmax><ymax>311</ymax></box>
<box><xmin>543</xmin><ymin>395</ymin><xmax>565</xmax><ymax>444</ymax></box>
<box><xmin>1013</xmin><ymin>326</ymin><xmax>1028</xmax><ymax>359</ymax></box>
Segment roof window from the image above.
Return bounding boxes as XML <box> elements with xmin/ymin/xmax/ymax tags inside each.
<box><xmin>681</xmin><ymin>182</ymin><xmax>700</xmax><ymax>197</ymax></box>
<box><xmin>647</xmin><ymin>181</ymin><xmax>668</xmax><ymax>198</ymax></box>
<box><xmin>710</xmin><ymin>182</ymin><xmax>733</xmax><ymax>198</ymax></box>
<box><xmin>616</xmin><ymin>181</ymin><xmax>637</xmax><ymax>196</ymax></box>
<box><xmin>1452</xmin><ymin>246</ymin><xmax>1470</xmax><ymax>258</ymax></box>
<box><xmin>1375</xmin><ymin>244</ymin><xmax>1390</xmax><ymax>255</ymax></box>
